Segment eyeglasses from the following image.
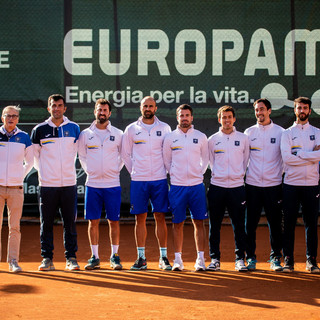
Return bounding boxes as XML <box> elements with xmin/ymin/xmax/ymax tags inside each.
<box><xmin>3</xmin><ymin>114</ymin><xmax>19</xmax><ymax>119</ymax></box>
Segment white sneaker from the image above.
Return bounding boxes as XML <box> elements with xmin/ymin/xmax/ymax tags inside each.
<box><xmin>235</xmin><ymin>259</ymin><xmax>248</xmax><ymax>272</ymax></box>
<box><xmin>9</xmin><ymin>259</ymin><xmax>22</xmax><ymax>273</ymax></box>
<box><xmin>207</xmin><ymin>259</ymin><xmax>220</xmax><ymax>271</ymax></box>
<box><xmin>172</xmin><ymin>259</ymin><xmax>184</xmax><ymax>271</ymax></box>
<box><xmin>194</xmin><ymin>257</ymin><xmax>206</xmax><ymax>271</ymax></box>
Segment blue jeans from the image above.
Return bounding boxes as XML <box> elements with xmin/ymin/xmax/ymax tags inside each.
<box><xmin>39</xmin><ymin>186</ymin><xmax>78</xmax><ymax>260</ymax></box>
<box><xmin>282</xmin><ymin>184</ymin><xmax>319</xmax><ymax>261</ymax></box>
<box><xmin>245</xmin><ymin>184</ymin><xmax>283</xmax><ymax>260</ymax></box>
<box><xmin>207</xmin><ymin>184</ymin><xmax>247</xmax><ymax>261</ymax></box>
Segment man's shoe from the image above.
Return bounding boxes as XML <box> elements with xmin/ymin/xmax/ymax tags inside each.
<box><xmin>9</xmin><ymin>259</ymin><xmax>22</xmax><ymax>273</ymax></box>
<box><xmin>270</xmin><ymin>257</ymin><xmax>283</xmax><ymax>271</ymax></box>
<box><xmin>235</xmin><ymin>259</ymin><xmax>248</xmax><ymax>272</ymax></box>
<box><xmin>194</xmin><ymin>257</ymin><xmax>206</xmax><ymax>271</ymax></box>
<box><xmin>206</xmin><ymin>259</ymin><xmax>220</xmax><ymax>271</ymax></box>
<box><xmin>66</xmin><ymin>257</ymin><xmax>80</xmax><ymax>271</ymax></box>
<box><xmin>172</xmin><ymin>259</ymin><xmax>184</xmax><ymax>271</ymax></box>
<box><xmin>246</xmin><ymin>258</ymin><xmax>257</xmax><ymax>271</ymax></box>
<box><xmin>306</xmin><ymin>258</ymin><xmax>320</xmax><ymax>273</ymax></box>
<box><xmin>159</xmin><ymin>257</ymin><xmax>172</xmax><ymax>270</ymax></box>
<box><xmin>110</xmin><ymin>253</ymin><xmax>122</xmax><ymax>270</ymax></box>
<box><xmin>283</xmin><ymin>257</ymin><xmax>294</xmax><ymax>273</ymax></box>
<box><xmin>85</xmin><ymin>255</ymin><xmax>100</xmax><ymax>270</ymax></box>
<box><xmin>130</xmin><ymin>257</ymin><xmax>147</xmax><ymax>270</ymax></box>
<box><xmin>38</xmin><ymin>258</ymin><xmax>55</xmax><ymax>271</ymax></box>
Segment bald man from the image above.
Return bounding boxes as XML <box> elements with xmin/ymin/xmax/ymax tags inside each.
<box><xmin>122</xmin><ymin>97</ymin><xmax>172</xmax><ymax>270</ymax></box>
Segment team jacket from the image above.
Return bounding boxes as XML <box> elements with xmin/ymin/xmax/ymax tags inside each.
<box><xmin>121</xmin><ymin>116</ymin><xmax>171</xmax><ymax>181</ymax></box>
<box><xmin>208</xmin><ymin>127</ymin><xmax>249</xmax><ymax>188</ymax></box>
<box><xmin>78</xmin><ymin>121</ymin><xmax>123</xmax><ymax>188</ymax></box>
<box><xmin>281</xmin><ymin>122</ymin><xmax>320</xmax><ymax>186</ymax></box>
<box><xmin>31</xmin><ymin>116</ymin><xmax>80</xmax><ymax>187</ymax></box>
<box><xmin>244</xmin><ymin>121</ymin><xmax>284</xmax><ymax>187</ymax></box>
<box><xmin>163</xmin><ymin>126</ymin><xmax>208</xmax><ymax>186</ymax></box>
<box><xmin>0</xmin><ymin>126</ymin><xmax>33</xmax><ymax>186</ymax></box>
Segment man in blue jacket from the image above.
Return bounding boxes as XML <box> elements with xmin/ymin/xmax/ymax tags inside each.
<box><xmin>31</xmin><ymin>94</ymin><xmax>80</xmax><ymax>271</ymax></box>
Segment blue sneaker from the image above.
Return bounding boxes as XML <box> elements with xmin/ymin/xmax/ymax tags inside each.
<box><xmin>246</xmin><ymin>258</ymin><xmax>257</xmax><ymax>271</ymax></box>
<box><xmin>110</xmin><ymin>253</ymin><xmax>122</xmax><ymax>270</ymax></box>
<box><xmin>85</xmin><ymin>255</ymin><xmax>100</xmax><ymax>270</ymax></box>
<box><xmin>269</xmin><ymin>257</ymin><xmax>283</xmax><ymax>271</ymax></box>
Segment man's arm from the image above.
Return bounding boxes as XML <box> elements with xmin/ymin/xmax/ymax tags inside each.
<box><xmin>200</xmin><ymin>135</ymin><xmax>209</xmax><ymax>174</ymax></box>
<box><xmin>280</xmin><ymin>130</ymin><xmax>311</xmax><ymax>166</ymax></box>
<box><xmin>23</xmin><ymin>137</ymin><xmax>34</xmax><ymax>178</ymax></box>
<box><xmin>78</xmin><ymin>131</ymin><xmax>87</xmax><ymax>173</ymax></box>
<box><xmin>162</xmin><ymin>135</ymin><xmax>172</xmax><ymax>173</ymax></box>
<box><xmin>243</xmin><ymin>135</ymin><xmax>250</xmax><ymax>171</ymax></box>
<box><xmin>121</xmin><ymin>127</ymin><xmax>133</xmax><ymax>174</ymax></box>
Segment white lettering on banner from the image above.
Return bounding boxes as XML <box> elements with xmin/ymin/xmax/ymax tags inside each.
<box><xmin>138</xmin><ymin>29</ymin><xmax>170</xmax><ymax>76</ymax></box>
<box><xmin>212</xmin><ymin>29</ymin><xmax>243</xmax><ymax>76</ymax></box>
<box><xmin>65</xmin><ymin>86</ymin><xmax>254</xmax><ymax>105</ymax></box>
<box><xmin>63</xmin><ymin>28</ymin><xmax>320</xmax><ymax>77</ymax></box>
<box><xmin>64</xmin><ymin>29</ymin><xmax>93</xmax><ymax>75</ymax></box>
<box><xmin>0</xmin><ymin>51</ymin><xmax>10</xmax><ymax>68</ymax></box>
<box><xmin>175</xmin><ymin>30</ymin><xmax>206</xmax><ymax>76</ymax></box>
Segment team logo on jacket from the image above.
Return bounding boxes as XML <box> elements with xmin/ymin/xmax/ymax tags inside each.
<box><xmin>89</xmin><ymin>136</ymin><xmax>94</xmax><ymax>140</ymax></box>
<box><xmin>0</xmin><ymin>143</ymin><xmax>5</xmax><ymax>147</ymax></box>
<box><xmin>156</xmin><ymin>131</ymin><xmax>162</xmax><ymax>136</ymax></box>
<box><xmin>271</xmin><ymin>138</ymin><xmax>276</xmax><ymax>144</ymax></box>
<box><xmin>64</xmin><ymin>131</ymin><xmax>70</xmax><ymax>137</ymax></box>
<box><xmin>193</xmin><ymin>139</ymin><xmax>198</xmax><ymax>144</ymax></box>
<box><xmin>110</xmin><ymin>136</ymin><xmax>115</xmax><ymax>141</ymax></box>
<box><xmin>171</xmin><ymin>146</ymin><xmax>183</xmax><ymax>151</ymax></box>
<box><xmin>235</xmin><ymin>141</ymin><xmax>240</xmax><ymax>146</ymax></box>
<box><xmin>88</xmin><ymin>145</ymin><xmax>99</xmax><ymax>150</ymax></box>
<box><xmin>42</xmin><ymin>140</ymin><xmax>55</xmax><ymax>145</ymax></box>
<box><xmin>214</xmin><ymin>149</ymin><xmax>225</xmax><ymax>154</ymax></box>
<box><xmin>134</xmin><ymin>140</ymin><xmax>146</xmax><ymax>144</ymax></box>
<box><xmin>310</xmin><ymin>135</ymin><xmax>315</xmax><ymax>141</ymax></box>
<box><xmin>15</xmin><ymin>137</ymin><xmax>21</xmax><ymax>142</ymax></box>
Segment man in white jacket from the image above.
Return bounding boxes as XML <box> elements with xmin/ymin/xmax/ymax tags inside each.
<box><xmin>163</xmin><ymin>104</ymin><xmax>209</xmax><ymax>271</ymax></box>
<box><xmin>207</xmin><ymin>105</ymin><xmax>249</xmax><ymax>272</ymax></box>
<box><xmin>78</xmin><ymin>99</ymin><xmax>123</xmax><ymax>270</ymax></box>
<box><xmin>31</xmin><ymin>94</ymin><xmax>80</xmax><ymax>271</ymax></box>
<box><xmin>244</xmin><ymin>99</ymin><xmax>284</xmax><ymax>271</ymax></box>
<box><xmin>0</xmin><ymin>105</ymin><xmax>33</xmax><ymax>272</ymax></box>
<box><xmin>281</xmin><ymin>96</ymin><xmax>320</xmax><ymax>273</ymax></box>
<box><xmin>121</xmin><ymin>96</ymin><xmax>172</xmax><ymax>270</ymax></box>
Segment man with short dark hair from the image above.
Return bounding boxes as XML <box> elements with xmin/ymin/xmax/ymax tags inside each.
<box><xmin>121</xmin><ymin>96</ymin><xmax>172</xmax><ymax>270</ymax></box>
<box><xmin>244</xmin><ymin>98</ymin><xmax>284</xmax><ymax>271</ymax></box>
<box><xmin>78</xmin><ymin>99</ymin><xmax>123</xmax><ymax>270</ymax></box>
<box><xmin>0</xmin><ymin>105</ymin><xmax>33</xmax><ymax>272</ymax></box>
<box><xmin>163</xmin><ymin>104</ymin><xmax>209</xmax><ymax>271</ymax></box>
<box><xmin>207</xmin><ymin>105</ymin><xmax>249</xmax><ymax>272</ymax></box>
<box><xmin>31</xmin><ymin>94</ymin><xmax>80</xmax><ymax>271</ymax></box>
<box><xmin>281</xmin><ymin>96</ymin><xmax>320</xmax><ymax>273</ymax></box>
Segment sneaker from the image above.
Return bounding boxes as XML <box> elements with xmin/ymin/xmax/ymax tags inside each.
<box><xmin>172</xmin><ymin>259</ymin><xmax>184</xmax><ymax>271</ymax></box>
<box><xmin>9</xmin><ymin>259</ymin><xmax>22</xmax><ymax>273</ymax></box>
<box><xmin>66</xmin><ymin>257</ymin><xmax>80</xmax><ymax>271</ymax></box>
<box><xmin>85</xmin><ymin>255</ymin><xmax>100</xmax><ymax>270</ymax></box>
<box><xmin>283</xmin><ymin>257</ymin><xmax>294</xmax><ymax>273</ymax></box>
<box><xmin>130</xmin><ymin>257</ymin><xmax>147</xmax><ymax>270</ymax></box>
<box><xmin>206</xmin><ymin>259</ymin><xmax>220</xmax><ymax>271</ymax></box>
<box><xmin>159</xmin><ymin>257</ymin><xmax>172</xmax><ymax>270</ymax></box>
<box><xmin>306</xmin><ymin>258</ymin><xmax>320</xmax><ymax>273</ymax></box>
<box><xmin>246</xmin><ymin>258</ymin><xmax>257</xmax><ymax>271</ymax></box>
<box><xmin>270</xmin><ymin>257</ymin><xmax>283</xmax><ymax>272</ymax></box>
<box><xmin>235</xmin><ymin>259</ymin><xmax>248</xmax><ymax>272</ymax></box>
<box><xmin>194</xmin><ymin>257</ymin><xmax>206</xmax><ymax>271</ymax></box>
<box><xmin>110</xmin><ymin>253</ymin><xmax>122</xmax><ymax>270</ymax></box>
<box><xmin>38</xmin><ymin>258</ymin><xmax>55</xmax><ymax>271</ymax></box>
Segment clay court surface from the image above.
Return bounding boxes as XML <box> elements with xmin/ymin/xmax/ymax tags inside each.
<box><xmin>0</xmin><ymin>222</ymin><xmax>319</xmax><ymax>320</ymax></box>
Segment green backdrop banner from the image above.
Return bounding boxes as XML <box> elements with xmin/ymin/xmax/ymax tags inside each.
<box><xmin>1</xmin><ymin>0</ymin><xmax>320</xmax><ymax>213</ymax></box>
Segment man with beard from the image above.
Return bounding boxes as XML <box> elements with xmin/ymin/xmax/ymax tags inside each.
<box><xmin>122</xmin><ymin>96</ymin><xmax>172</xmax><ymax>270</ymax></box>
<box><xmin>163</xmin><ymin>104</ymin><xmax>209</xmax><ymax>271</ymax></box>
<box><xmin>31</xmin><ymin>94</ymin><xmax>80</xmax><ymax>271</ymax></box>
<box><xmin>281</xmin><ymin>97</ymin><xmax>320</xmax><ymax>273</ymax></box>
<box><xmin>244</xmin><ymin>99</ymin><xmax>284</xmax><ymax>271</ymax></box>
<box><xmin>78</xmin><ymin>99</ymin><xmax>123</xmax><ymax>270</ymax></box>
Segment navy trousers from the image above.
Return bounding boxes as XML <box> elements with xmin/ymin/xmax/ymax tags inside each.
<box><xmin>39</xmin><ymin>186</ymin><xmax>78</xmax><ymax>259</ymax></box>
